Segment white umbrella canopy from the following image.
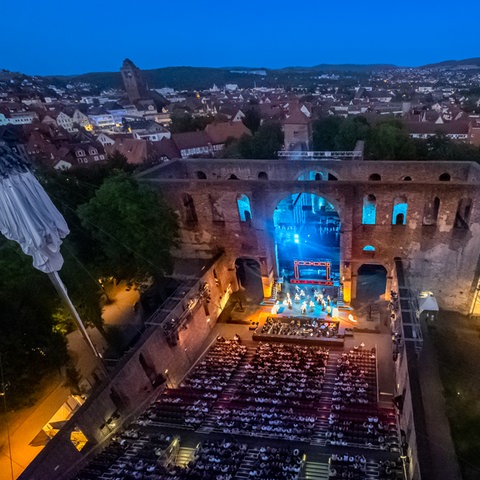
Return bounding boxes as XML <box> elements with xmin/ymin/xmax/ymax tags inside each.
<box><xmin>0</xmin><ymin>146</ymin><xmax>102</xmax><ymax>360</ymax></box>
<box><xmin>0</xmin><ymin>146</ymin><xmax>69</xmax><ymax>273</ymax></box>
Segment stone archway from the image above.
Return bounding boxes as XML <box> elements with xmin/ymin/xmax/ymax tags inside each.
<box><xmin>356</xmin><ymin>264</ymin><xmax>388</xmax><ymax>304</ymax></box>
<box><xmin>235</xmin><ymin>258</ymin><xmax>264</xmax><ymax>303</ymax></box>
<box><xmin>272</xmin><ymin>192</ymin><xmax>341</xmax><ymax>286</ymax></box>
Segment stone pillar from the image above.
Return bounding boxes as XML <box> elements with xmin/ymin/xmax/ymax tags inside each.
<box><xmin>385</xmin><ymin>276</ymin><xmax>393</xmax><ymax>301</ymax></box>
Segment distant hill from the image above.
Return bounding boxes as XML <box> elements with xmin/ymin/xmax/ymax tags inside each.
<box><xmin>280</xmin><ymin>64</ymin><xmax>397</xmax><ymax>72</ymax></box>
<box><xmin>45</xmin><ymin>63</ymin><xmax>400</xmax><ymax>91</ymax></box>
<box><xmin>34</xmin><ymin>58</ymin><xmax>480</xmax><ymax>91</ymax></box>
<box><xmin>420</xmin><ymin>58</ymin><xmax>480</xmax><ymax>70</ymax></box>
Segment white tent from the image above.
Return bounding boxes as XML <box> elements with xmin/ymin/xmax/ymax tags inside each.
<box><xmin>417</xmin><ymin>291</ymin><xmax>439</xmax><ymax>324</ymax></box>
<box><xmin>418</xmin><ymin>293</ymin><xmax>439</xmax><ymax>313</ymax></box>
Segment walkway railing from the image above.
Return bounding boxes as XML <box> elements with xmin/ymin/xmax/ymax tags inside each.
<box><xmin>277</xmin><ymin>150</ymin><xmax>363</xmax><ymax>159</ymax></box>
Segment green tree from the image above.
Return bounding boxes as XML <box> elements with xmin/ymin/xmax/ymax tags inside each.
<box><xmin>237</xmin><ymin>122</ymin><xmax>284</xmax><ymax>159</ymax></box>
<box><xmin>366</xmin><ymin>120</ymin><xmax>416</xmax><ymax>160</ymax></box>
<box><xmin>0</xmin><ymin>239</ymin><xmax>68</xmax><ymax>406</ymax></box>
<box><xmin>334</xmin><ymin>116</ymin><xmax>370</xmax><ymax>150</ymax></box>
<box><xmin>77</xmin><ymin>173</ymin><xmax>179</xmax><ymax>282</ymax></box>
<box><xmin>312</xmin><ymin>117</ymin><xmax>344</xmax><ymax>150</ymax></box>
<box><xmin>242</xmin><ymin>107</ymin><xmax>261</xmax><ymax>134</ymax></box>
<box><xmin>424</xmin><ymin>134</ymin><xmax>480</xmax><ymax>161</ymax></box>
<box><xmin>170</xmin><ymin>111</ymin><xmax>214</xmax><ymax>133</ymax></box>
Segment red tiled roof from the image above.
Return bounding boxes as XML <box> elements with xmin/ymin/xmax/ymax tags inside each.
<box><xmin>172</xmin><ymin>131</ymin><xmax>211</xmax><ymax>150</ymax></box>
<box><xmin>204</xmin><ymin>121</ymin><xmax>251</xmax><ymax>144</ymax></box>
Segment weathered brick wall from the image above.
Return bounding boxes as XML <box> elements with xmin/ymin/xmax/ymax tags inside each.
<box><xmin>142</xmin><ymin>159</ymin><xmax>480</xmax><ymax>313</ymax></box>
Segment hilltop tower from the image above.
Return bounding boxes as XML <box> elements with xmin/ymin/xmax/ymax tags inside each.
<box><xmin>120</xmin><ymin>58</ymin><xmax>148</xmax><ymax>103</ymax></box>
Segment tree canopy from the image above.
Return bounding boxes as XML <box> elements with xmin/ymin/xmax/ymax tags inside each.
<box><xmin>0</xmin><ymin>160</ymin><xmax>179</xmax><ymax>407</ymax></box>
<box><xmin>0</xmin><ymin>239</ymin><xmax>68</xmax><ymax>406</ymax></box>
<box><xmin>77</xmin><ymin>172</ymin><xmax>179</xmax><ymax>282</ymax></box>
<box><xmin>225</xmin><ymin>122</ymin><xmax>284</xmax><ymax>159</ymax></box>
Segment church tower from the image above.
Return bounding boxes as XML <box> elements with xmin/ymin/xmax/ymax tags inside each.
<box><xmin>120</xmin><ymin>58</ymin><xmax>148</xmax><ymax>103</ymax></box>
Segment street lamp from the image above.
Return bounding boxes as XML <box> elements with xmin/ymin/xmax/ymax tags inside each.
<box><xmin>0</xmin><ymin>146</ymin><xmax>101</xmax><ymax>360</ymax></box>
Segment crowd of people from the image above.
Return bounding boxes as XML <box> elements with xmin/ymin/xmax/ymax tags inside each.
<box><xmin>248</xmin><ymin>446</ymin><xmax>303</xmax><ymax>479</ymax></box>
<box><xmin>332</xmin><ymin>346</ymin><xmax>377</xmax><ymax>407</ymax></box>
<box><xmin>244</xmin><ymin>342</ymin><xmax>329</xmax><ymax>403</ymax></box>
<box><xmin>74</xmin><ymin>336</ymin><xmax>402</xmax><ymax>479</ymax></box>
<box><xmin>163</xmin><ymin>440</ymin><xmax>248</xmax><ymax>480</ymax></box>
<box><xmin>215</xmin><ymin>404</ymin><xmax>316</xmax><ymax>441</ymax></box>
<box><xmin>328</xmin><ymin>453</ymin><xmax>403</xmax><ymax>479</ymax></box>
<box><xmin>213</xmin><ymin>342</ymin><xmax>329</xmax><ymax>440</ymax></box>
<box><xmin>326</xmin><ymin>346</ymin><xmax>399</xmax><ymax>451</ymax></box>
<box><xmin>139</xmin><ymin>338</ymin><xmax>246</xmax><ymax>428</ymax></box>
<box><xmin>75</xmin><ymin>431</ymin><xmax>179</xmax><ymax>480</ymax></box>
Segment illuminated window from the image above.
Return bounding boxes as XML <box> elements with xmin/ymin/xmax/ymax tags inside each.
<box><xmin>362</xmin><ymin>194</ymin><xmax>377</xmax><ymax>225</ymax></box>
<box><xmin>363</xmin><ymin>245</ymin><xmax>375</xmax><ymax>251</ymax></box>
<box><xmin>297</xmin><ymin>171</ymin><xmax>324</xmax><ymax>181</ymax></box>
<box><xmin>392</xmin><ymin>196</ymin><xmax>408</xmax><ymax>225</ymax></box>
<box><xmin>237</xmin><ymin>194</ymin><xmax>252</xmax><ymax>222</ymax></box>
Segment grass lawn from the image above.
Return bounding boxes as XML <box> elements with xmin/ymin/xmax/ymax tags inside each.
<box><xmin>432</xmin><ymin>311</ymin><xmax>480</xmax><ymax>480</ymax></box>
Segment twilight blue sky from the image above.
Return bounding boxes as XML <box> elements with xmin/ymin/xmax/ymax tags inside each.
<box><xmin>3</xmin><ymin>0</ymin><xmax>480</xmax><ymax>75</ymax></box>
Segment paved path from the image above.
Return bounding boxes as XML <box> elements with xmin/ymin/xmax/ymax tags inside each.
<box><xmin>0</xmin><ymin>375</ymin><xmax>70</xmax><ymax>479</ymax></box>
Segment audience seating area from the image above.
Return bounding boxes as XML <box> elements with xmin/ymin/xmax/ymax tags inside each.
<box><xmin>328</xmin><ymin>453</ymin><xmax>403</xmax><ymax>480</ymax></box>
<box><xmin>214</xmin><ymin>342</ymin><xmax>329</xmax><ymax>440</ymax></box>
<box><xmin>74</xmin><ymin>337</ymin><xmax>402</xmax><ymax>480</ymax></box>
<box><xmin>138</xmin><ymin>338</ymin><xmax>246</xmax><ymax>429</ymax></box>
<box><xmin>246</xmin><ymin>446</ymin><xmax>304</xmax><ymax>479</ymax></box>
<box><xmin>325</xmin><ymin>346</ymin><xmax>399</xmax><ymax>451</ymax></box>
<box><xmin>74</xmin><ymin>431</ymin><xmax>179</xmax><ymax>480</ymax></box>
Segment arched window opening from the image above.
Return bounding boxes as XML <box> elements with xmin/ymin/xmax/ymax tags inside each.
<box><xmin>183</xmin><ymin>193</ymin><xmax>198</xmax><ymax>227</ymax></box>
<box><xmin>229</xmin><ymin>174</ymin><xmax>239</xmax><ymax>180</ymax></box>
<box><xmin>439</xmin><ymin>172</ymin><xmax>451</xmax><ymax>181</ymax></box>
<box><xmin>402</xmin><ymin>176</ymin><xmax>412</xmax><ymax>181</ymax></box>
<box><xmin>258</xmin><ymin>171</ymin><xmax>268</xmax><ymax>180</ymax></box>
<box><xmin>328</xmin><ymin>173</ymin><xmax>338</xmax><ymax>181</ymax></box>
<box><xmin>392</xmin><ymin>196</ymin><xmax>408</xmax><ymax>225</ymax></box>
<box><xmin>196</xmin><ymin>171</ymin><xmax>207</xmax><ymax>179</ymax></box>
<box><xmin>363</xmin><ymin>245</ymin><xmax>376</xmax><ymax>251</ymax></box>
<box><xmin>423</xmin><ymin>196</ymin><xmax>440</xmax><ymax>226</ymax></box>
<box><xmin>455</xmin><ymin>198</ymin><xmax>472</xmax><ymax>229</ymax></box>
<box><xmin>297</xmin><ymin>171</ymin><xmax>324</xmax><ymax>181</ymax></box>
<box><xmin>369</xmin><ymin>173</ymin><xmax>381</xmax><ymax>181</ymax></box>
<box><xmin>362</xmin><ymin>194</ymin><xmax>377</xmax><ymax>225</ymax></box>
<box><xmin>237</xmin><ymin>194</ymin><xmax>252</xmax><ymax>223</ymax></box>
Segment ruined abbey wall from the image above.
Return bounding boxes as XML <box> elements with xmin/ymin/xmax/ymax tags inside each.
<box><xmin>141</xmin><ymin>159</ymin><xmax>480</xmax><ymax>313</ymax></box>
